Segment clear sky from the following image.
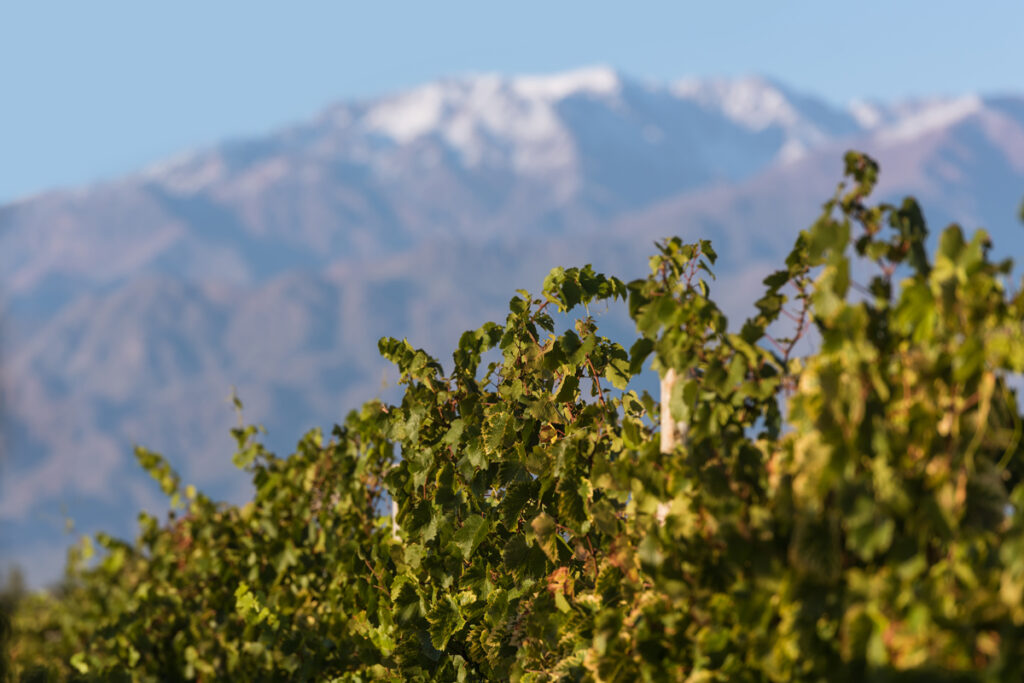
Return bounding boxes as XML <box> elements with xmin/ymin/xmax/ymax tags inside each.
<box><xmin>2</xmin><ymin>0</ymin><xmax>1022</xmax><ymax>203</ymax></box>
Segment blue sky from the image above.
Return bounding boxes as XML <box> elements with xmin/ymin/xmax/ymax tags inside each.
<box><xmin>2</xmin><ymin>0</ymin><xmax>1022</xmax><ymax>203</ymax></box>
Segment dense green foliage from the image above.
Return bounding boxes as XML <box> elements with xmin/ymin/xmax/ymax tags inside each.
<box><xmin>7</xmin><ymin>152</ymin><xmax>1024</xmax><ymax>681</ymax></box>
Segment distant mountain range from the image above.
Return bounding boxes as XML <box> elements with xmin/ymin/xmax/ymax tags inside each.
<box><xmin>3</xmin><ymin>66</ymin><xmax>1023</xmax><ymax>586</ymax></box>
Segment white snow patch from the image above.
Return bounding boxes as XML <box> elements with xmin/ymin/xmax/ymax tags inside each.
<box><xmin>876</xmin><ymin>95</ymin><xmax>983</xmax><ymax>144</ymax></box>
<box><xmin>848</xmin><ymin>99</ymin><xmax>885</xmax><ymax>129</ymax></box>
<box><xmin>362</xmin><ymin>73</ymin><xmax>577</xmax><ymax>173</ymax></box>
<box><xmin>155</xmin><ymin>155</ymin><xmax>227</xmax><ymax>194</ymax></box>
<box><xmin>513</xmin><ymin>65</ymin><xmax>622</xmax><ymax>100</ymax></box>
<box><xmin>777</xmin><ymin>139</ymin><xmax>808</xmax><ymax>164</ymax></box>
<box><xmin>364</xmin><ymin>82</ymin><xmax>449</xmax><ymax>143</ymax></box>
<box><xmin>673</xmin><ymin>76</ymin><xmax>799</xmax><ymax>131</ymax></box>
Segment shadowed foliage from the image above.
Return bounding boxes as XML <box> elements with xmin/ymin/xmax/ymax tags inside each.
<box><xmin>7</xmin><ymin>152</ymin><xmax>1024</xmax><ymax>681</ymax></box>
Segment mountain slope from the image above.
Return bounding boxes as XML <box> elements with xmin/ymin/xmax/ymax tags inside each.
<box><xmin>2</xmin><ymin>67</ymin><xmax>1023</xmax><ymax>587</ymax></box>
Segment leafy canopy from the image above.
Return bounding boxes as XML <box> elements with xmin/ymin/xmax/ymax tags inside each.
<box><xmin>8</xmin><ymin>152</ymin><xmax>1024</xmax><ymax>682</ymax></box>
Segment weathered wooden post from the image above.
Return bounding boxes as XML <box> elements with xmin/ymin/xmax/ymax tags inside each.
<box><xmin>660</xmin><ymin>367</ymin><xmax>678</xmax><ymax>454</ymax></box>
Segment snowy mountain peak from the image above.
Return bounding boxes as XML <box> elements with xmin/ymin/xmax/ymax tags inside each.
<box><xmin>847</xmin><ymin>94</ymin><xmax>986</xmax><ymax>139</ymax></box>
<box><xmin>355</xmin><ymin>67</ymin><xmax>863</xmax><ymax>174</ymax></box>
<box><xmin>362</xmin><ymin>66</ymin><xmax>617</xmax><ymax>126</ymax></box>
<box><xmin>120</xmin><ymin>68</ymin><xmax>1003</xmax><ymax>204</ymax></box>
<box><xmin>669</xmin><ymin>74</ymin><xmax>867</xmax><ymax>166</ymax></box>
<box><xmin>363</xmin><ymin>80</ymin><xmax>454</xmax><ymax>143</ymax></box>
<box><xmin>848</xmin><ymin>99</ymin><xmax>886</xmax><ymax>129</ymax></box>
<box><xmin>512</xmin><ymin>65</ymin><xmax>623</xmax><ymax>99</ymax></box>
<box><xmin>361</xmin><ymin>66</ymin><xmax>626</xmax><ymax>147</ymax></box>
<box><xmin>672</xmin><ymin>75</ymin><xmax>804</xmax><ymax>131</ymax></box>
<box><xmin>875</xmin><ymin>95</ymin><xmax>984</xmax><ymax>144</ymax></box>
<box><xmin>361</xmin><ymin>73</ymin><xmax>575</xmax><ymax>172</ymax></box>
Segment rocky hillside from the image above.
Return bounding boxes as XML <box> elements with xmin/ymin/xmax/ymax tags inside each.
<box><xmin>3</xmin><ymin>67</ymin><xmax>1023</xmax><ymax>585</ymax></box>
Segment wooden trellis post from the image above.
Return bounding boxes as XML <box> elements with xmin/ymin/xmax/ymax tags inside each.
<box><xmin>660</xmin><ymin>367</ymin><xmax>678</xmax><ymax>454</ymax></box>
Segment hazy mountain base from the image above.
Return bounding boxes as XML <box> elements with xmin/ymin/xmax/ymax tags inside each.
<box><xmin>8</xmin><ymin>152</ymin><xmax>1024</xmax><ymax>680</ymax></box>
<box><xmin>2</xmin><ymin>70</ymin><xmax>1024</xmax><ymax>588</ymax></box>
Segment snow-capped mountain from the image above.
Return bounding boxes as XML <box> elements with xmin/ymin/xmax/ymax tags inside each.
<box><xmin>3</xmin><ymin>67</ymin><xmax>1023</xmax><ymax>587</ymax></box>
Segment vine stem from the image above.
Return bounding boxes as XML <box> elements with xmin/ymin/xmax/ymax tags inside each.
<box><xmin>585</xmin><ymin>356</ymin><xmax>607</xmax><ymax>407</ymax></box>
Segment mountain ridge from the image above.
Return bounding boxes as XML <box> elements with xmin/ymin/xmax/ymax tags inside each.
<box><xmin>3</xmin><ymin>67</ymin><xmax>1023</xmax><ymax>587</ymax></box>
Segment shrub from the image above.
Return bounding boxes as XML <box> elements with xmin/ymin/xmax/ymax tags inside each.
<box><xmin>9</xmin><ymin>152</ymin><xmax>1024</xmax><ymax>681</ymax></box>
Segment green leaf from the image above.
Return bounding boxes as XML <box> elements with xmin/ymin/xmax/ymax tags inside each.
<box><xmin>404</xmin><ymin>544</ymin><xmax>427</xmax><ymax>569</ymax></box>
<box><xmin>557</xmin><ymin>476</ymin><xmax>587</xmax><ymax>528</ymax></box>
<box><xmin>502</xmin><ymin>534</ymin><xmax>530</xmax><ymax>567</ymax></box>
<box><xmin>485</xmin><ymin>413</ymin><xmax>509</xmax><ymax>454</ymax></box>
<box><xmin>555</xmin><ymin>374</ymin><xmax>579</xmax><ymax>402</ymax></box>
<box><xmin>70</xmin><ymin>652</ymin><xmax>90</xmax><ymax>674</ymax></box>
<box><xmin>604</xmin><ymin>356</ymin><xmax>632</xmax><ymax>390</ymax></box>
<box><xmin>531</xmin><ymin>512</ymin><xmax>559</xmax><ymax>562</ymax></box>
<box><xmin>428</xmin><ymin>595</ymin><xmax>467</xmax><ymax>651</ymax></box>
<box><xmin>444</xmin><ymin>419</ymin><xmax>466</xmax><ymax>446</ymax></box>
<box><xmin>629</xmin><ymin>337</ymin><xmax>655</xmax><ymax>374</ymax></box>
<box><xmin>501</xmin><ymin>481</ymin><xmax>536</xmax><ymax>528</ymax></box>
<box><xmin>451</xmin><ymin>516</ymin><xmax>490</xmax><ymax>559</ymax></box>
